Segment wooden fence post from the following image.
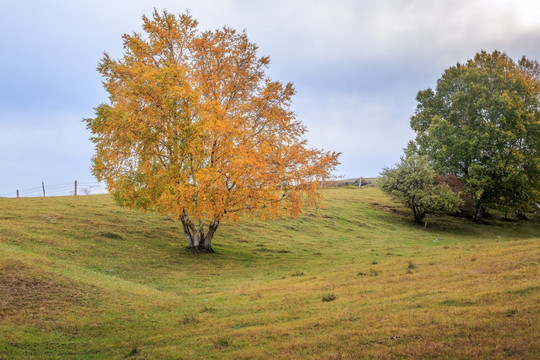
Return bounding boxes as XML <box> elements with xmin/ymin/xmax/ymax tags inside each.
<box><xmin>74</xmin><ymin>180</ymin><xmax>77</xmax><ymax>196</ymax></box>
<box><xmin>42</xmin><ymin>182</ymin><xmax>45</xmax><ymax>197</ymax></box>
<box><xmin>16</xmin><ymin>190</ymin><xmax>19</xmax><ymax>198</ymax></box>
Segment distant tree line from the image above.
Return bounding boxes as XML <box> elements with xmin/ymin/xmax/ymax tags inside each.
<box><xmin>326</xmin><ymin>178</ymin><xmax>375</xmax><ymax>188</ymax></box>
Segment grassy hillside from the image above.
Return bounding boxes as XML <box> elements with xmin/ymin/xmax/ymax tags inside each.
<box><xmin>1</xmin><ymin>188</ymin><xmax>539</xmax><ymax>359</ymax></box>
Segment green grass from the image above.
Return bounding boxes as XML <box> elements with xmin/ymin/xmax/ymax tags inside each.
<box><xmin>1</xmin><ymin>187</ymin><xmax>539</xmax><ymax>359</ymax></box>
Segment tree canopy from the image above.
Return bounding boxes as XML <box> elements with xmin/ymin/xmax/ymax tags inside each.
<box><xmin>85</xmin><ymin>10</ymin><xmax>340</xmax><ymax>251</ymax></box>
<box><xmin>379</xmin><ymin>155</ymin><xmax>462</xmax><ymax>227</ymax></box>
<box><xmin>410</xmin><ymin>50</ymin><xmax>540</xmax><ymax>219</ymax></box>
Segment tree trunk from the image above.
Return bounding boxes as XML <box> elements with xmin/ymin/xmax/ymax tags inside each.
<box><xmin>412</xmin><ymin>207</ymin><xmax>426</xmax><ymax>225</ymax></box>
<box><xmin>201</xmin><ymin>220</ymin><xmax>219</xmax><ymax>251</ymax></box>
<box><xmin>515</xmin><ymin>209</ymin><xmax>527</xmax><ymax>220</ymax></box>
<box><xmin>473</xmin><ymin>204</ymin><xmax>486</xmax><ymax>223</ymax></box>
<box><xmin>413</xmin><ymin>213</ymin><xmax>425</xmax><ymax>224</ymax></box>
<box><xmin>180</xmin><ymin>212</ymin><xmax>220</xmax><ymax>252</ymax></box>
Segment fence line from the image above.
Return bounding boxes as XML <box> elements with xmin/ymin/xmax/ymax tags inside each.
<box><xmin>0</xmin><ymin>181</ymin><xmax>108</xmax><ymax>198</ymax></box>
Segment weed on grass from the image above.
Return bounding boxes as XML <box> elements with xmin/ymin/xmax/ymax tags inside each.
<box><xmin>215</xmin><ymin>336</ymin><xmax>232</xmax><ymax>349</ymax></box>
<box><xmin>506</xmin><ymin>309</ymin><xmax>518</xmax><ymax>317</ymax></box>
<box><xmin>182</xmin><ymin>312</ymin><xmax>200</xmax><ymax>324</ymax></box>
<box><xmin>199</xmin><ymin>304</ymin><xmax>215</xmax><ymax>313</ymax></box>
<box><xmin>406</xmin><ymin>260</ymin><xmax>416</xmax><ymax>273</ymax></box>
<box><xmin>99</xmin><ymin>231</ymin><xmax>123</xmax><ymax>239</ymax></box>
<box><xmin>125</xmin><ymin>339</ymin><xmax>139</xmax><ymax>358</ymax></box>
<box><xmin>321</xmin><ymin>293</ymin><xmax>337</xmax><ymax>302</ymax></box>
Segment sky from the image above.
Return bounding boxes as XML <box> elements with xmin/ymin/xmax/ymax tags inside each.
<box><xmin>1</xmin><ymin>0</ymin><xmax>540</xmax><ymax>196</ymax></box>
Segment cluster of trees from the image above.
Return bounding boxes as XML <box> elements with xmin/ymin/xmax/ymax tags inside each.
<box><xmin>381</xmin><ymin>50</ymin><xmax>540</xmax><ymax>224</ymax></box>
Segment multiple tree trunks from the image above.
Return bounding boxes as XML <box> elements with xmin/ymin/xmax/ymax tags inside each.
<box><xmin>180</xmin><ymin>211</ymin><xmax>219</xmax><ymax>252</ymax></box>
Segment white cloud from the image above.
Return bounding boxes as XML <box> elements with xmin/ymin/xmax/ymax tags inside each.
<box><xmin>179</xmin><ymin>0</ymin><xmax>540</xmax><ymax>67</ymax></box>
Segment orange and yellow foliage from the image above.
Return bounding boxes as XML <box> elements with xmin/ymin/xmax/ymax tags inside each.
<box><xmin>85</xmin><ymin>10</ymin><xmax>340</xmax><ymax>249</ymax></box>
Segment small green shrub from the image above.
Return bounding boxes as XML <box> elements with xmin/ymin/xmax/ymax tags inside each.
<box><xmin>321</xmin><ymin>293</ymin><xmax>337</xmax><ymax>302</ymax></box>
<box><xmin>125</xmin><ymin>339</ymin><xmax>138</xmax><ymax>357</ymax></box>
<box><xmin>182</xmin><ymin>312</ymin><xmax>200</xmax><ymax>324</ymax></box>
<box><xmin>215</xmin><ymin>336</ymin><xmax>232</xmax><ymax>348</ymax></box>
<box><xmin>199</xmin><ymin>304</ymin><xmax>215</xmax><ymax>313</ymax></box>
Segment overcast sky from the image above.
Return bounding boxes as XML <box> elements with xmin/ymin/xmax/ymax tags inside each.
<box><xmin>1</xmin><ymin>0</ymin><xmax>540</xmax><ymax>196</ymax></box>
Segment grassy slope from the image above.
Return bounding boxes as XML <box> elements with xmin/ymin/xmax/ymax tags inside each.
<box><xmin>0</xmin><ymin>187</ymin><xmax>539</xmax><ymax>359</ymax></box>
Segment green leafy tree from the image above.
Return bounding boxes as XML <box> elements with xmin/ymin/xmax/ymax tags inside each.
<box><xmin>410</xmin><ymin>50</ymin><xmax>540</xmax><ymax>219</ymax></box>
<box><xmin>379</xmin><ymin>155</ymin><xmax>462</xmax><ymax>227</ymax></box>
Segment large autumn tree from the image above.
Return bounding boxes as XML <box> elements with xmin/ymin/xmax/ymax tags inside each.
<box><xmin>410</xmin><ymin>50</ymin><xmax>540</xmax><ymax>219</ymax></box>
<box><xmin>85</xmin><ymin>10</ymin><xmax>339</xmax><ymax>251</ymax></box>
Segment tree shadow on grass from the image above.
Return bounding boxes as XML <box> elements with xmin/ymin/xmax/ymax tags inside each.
<box><xmin>372</xmin><ymin>202</ymin><xmax>540</xmax><ymax>240</ymax></box>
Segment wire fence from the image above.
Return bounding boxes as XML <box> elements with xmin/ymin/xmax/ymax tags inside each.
<box><xmin>0</xmin><ymin>181</ymin><xmax>108</xmax><ymax>198</ymax></box>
